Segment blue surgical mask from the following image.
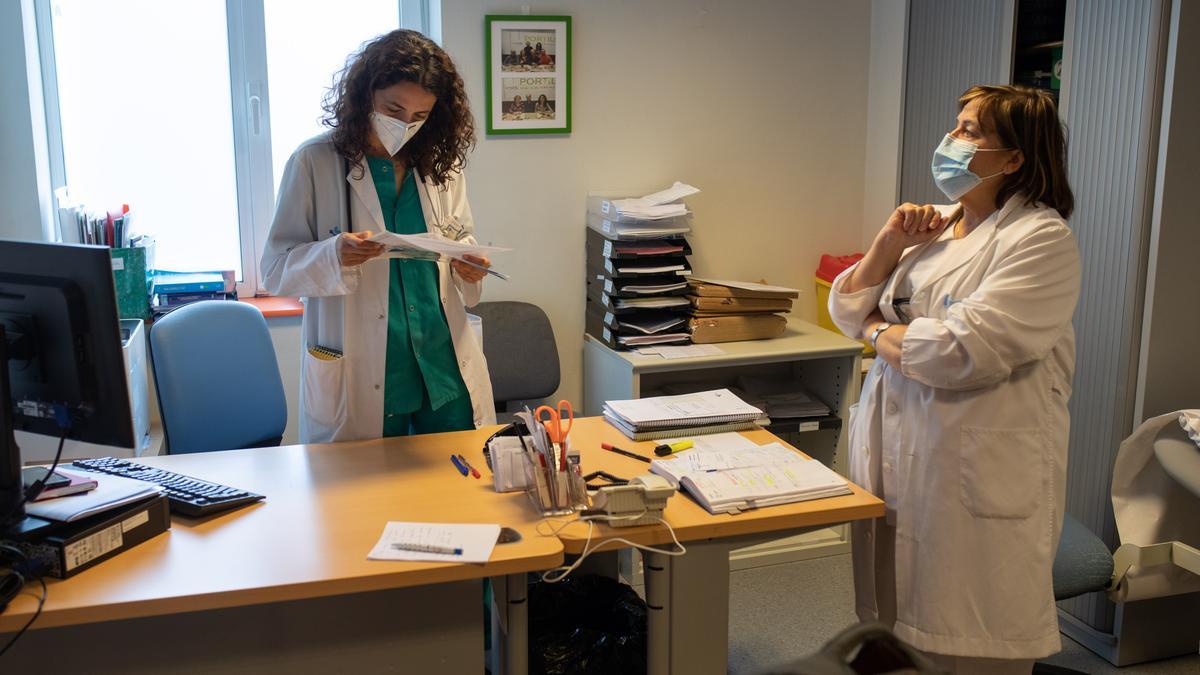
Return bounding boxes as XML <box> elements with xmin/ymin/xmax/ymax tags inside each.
<box><xmin>930</xmin><ymin>134</ymin><xmax>1012</xmax><ymax>201</ymax></box>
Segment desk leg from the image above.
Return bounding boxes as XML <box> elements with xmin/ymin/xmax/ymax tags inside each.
<box><xmin>666</xmin><ymin>539</ymin><xmax>731</xmax><ymax>675</ymax></box>
<box><xmin>643</xmin><ymin>550</ymin><xmax>671</xmax><ymax>675</ymax></box>
<box><xmin>491</xmin><ymin>573</ymin><xmax>528</xmax><ymax>675</ymax></box>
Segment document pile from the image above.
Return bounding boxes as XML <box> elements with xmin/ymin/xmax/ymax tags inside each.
<box><xmin>24</xmin><ymin>472</ymin><xmax>163</xmax><ymax>523</ymax></box>
<box><xmin>586</xmin><ymin>182</ymin><xmax>700</xmax><ymax>350</ymax></box>
<box><xmin>686</xmin><ymin>278</ymin><xmax>800</xmax><ymax>343</ymax></box>
<box><xmin>602</xmin><ymin>389</ymin><xmax>768</xmax><ymax>441</ymax></box>
<box><xmin>648</xmin><ymin>433</ymin><xmax>851</xmax><ymax>514</ymax></box>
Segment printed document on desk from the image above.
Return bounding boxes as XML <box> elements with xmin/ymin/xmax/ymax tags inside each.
<box><xmin>369</xmin><ymin>522</ymin><xmax>501</xmax><ymax>564</ymax></box>
<box><xmin>649</xmin><ymin>442</ymin><xmax>851</xmax><ymax>513</ymax></box>
<box><xmin>605</xmin><ymin>388</ymin><xmax>763</xmax><ymax>429</ymax></box>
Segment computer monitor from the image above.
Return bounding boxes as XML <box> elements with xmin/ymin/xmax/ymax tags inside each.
<box><xmin>1</xmin><ymin>240</ymin><xmax>135</xmax><ymax>533</ymax></box>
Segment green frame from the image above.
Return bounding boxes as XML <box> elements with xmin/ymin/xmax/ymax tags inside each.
<box><xmin>484</xmin><ymin>15</ymin><xmax>572</xmax><ymax>135</ymax></box>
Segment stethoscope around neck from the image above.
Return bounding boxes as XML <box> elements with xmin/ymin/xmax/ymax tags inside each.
<box><xmin>339</xmin><ymin>157</ymin><xmax>455</xmax><ymax>238</ymax></box>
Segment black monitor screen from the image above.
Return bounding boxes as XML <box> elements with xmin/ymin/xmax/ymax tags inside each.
<box><xmin>0</xmin><ymin>240</ymin><xmax>134</xmax><ymax>449</ymax></box>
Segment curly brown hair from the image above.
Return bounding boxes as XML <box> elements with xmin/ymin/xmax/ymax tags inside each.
<box><xmin>322</xmin><ymin>29</ymin><xmax>474</xmax><ymax>185</ymax></box>
<box><xmin>958</xmin><ymin>85</ymin><xmax>1074</xmax><ymax>219</ymax></box>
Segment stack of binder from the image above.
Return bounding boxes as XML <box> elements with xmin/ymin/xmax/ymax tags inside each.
<box><xmin>686</xmin><ymin>278</ymin><xmax>800</xmax><ymax>344</ymax></box>
<box><xmin>585</xmin><ymin>184</ymin><xmax>698</xmax><ymax>350</ymax></box>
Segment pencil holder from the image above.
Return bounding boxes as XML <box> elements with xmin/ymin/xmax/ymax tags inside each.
<box><xmin>521</xmin><ymin>436</ymin><xmax>587</xmax><ymax>517</ymax></box>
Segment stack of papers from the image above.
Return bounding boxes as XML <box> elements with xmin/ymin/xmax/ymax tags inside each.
<box><xmin>603</xmin><ymin>389</ymin><xmax>767</xmax><ymax>440</ymax></box>
<box><xmin>610</xmin><ymin>182</ymin><xmax>700</xmax><ymax>220</ymax></box>
<box><xmin>649</xmin><ymin>437</ymin><xmax>851</xmax><ymax>514</ymax></box>
<box><xmin>368</xmin><ymin>522</ymin><xmax>501</xmax><ymax>563</ymax></box>
<box><xmin>25</xmin><ymin>473</ymin><xmax>163</xmax><ymax>523</ymax></box>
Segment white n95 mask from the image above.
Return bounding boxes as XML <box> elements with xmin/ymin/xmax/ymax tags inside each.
<box><xmin>371</xmin><ymin>112</ymin><xmax>425</xmax><ymax>156</ymax></box>
<box><xmin>930</xmin><ymin>133</ymin><xmax>1011</xmax><ymax>201</ymax></box>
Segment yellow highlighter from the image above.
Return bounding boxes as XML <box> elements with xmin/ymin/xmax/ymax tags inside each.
<box><xmin>654</xmin><ymin>440</ymin><xmax>694</xmax><ymax>457</ymax></box>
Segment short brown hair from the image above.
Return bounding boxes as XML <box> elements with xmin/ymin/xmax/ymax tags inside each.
<box><xmin>322</xmin><ymin>30</ymin><xmax>474</xmax><ymax>185</ymax></box>
<box><xmin>958</xmin><ymin>85</ymin><xmax>1074</xmax><ymax>219</ymax></box>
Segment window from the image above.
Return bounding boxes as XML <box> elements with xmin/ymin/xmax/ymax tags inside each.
<box><xmin>38</xmin><ymin>0</ymin><xmax>435</xmax><ymax>296</ymax></box>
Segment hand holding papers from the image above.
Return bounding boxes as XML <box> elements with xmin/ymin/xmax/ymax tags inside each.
<box><xmin>367</xmin><ymin>232</ymin><xmax>512</xmax><ymax>280</ymax></box>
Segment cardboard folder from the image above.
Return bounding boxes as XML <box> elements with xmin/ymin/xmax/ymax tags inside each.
<box><xmin>689</xmin><ymin>314</ymin><xmax>788</xmax><ymax>344</ymax></box>
<box><xmin>688</xmin><ymin>295</ymin><xmax>793</xmax><ymax>314</ymax></box>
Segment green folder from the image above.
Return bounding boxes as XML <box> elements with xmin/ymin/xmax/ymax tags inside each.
<box><xmin>110</xmin><ymin>247</ymin><xmax>152</xmax><ymax>320</ymax></box>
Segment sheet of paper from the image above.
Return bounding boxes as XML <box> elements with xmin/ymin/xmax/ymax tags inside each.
<box><xmin>661</xmin><ymin>431</ymin><xmax>760</xmax><ymax>454</ymax></box>
<box><xmin>618</xmin><ymin>315</ymin><xmax>687</xmax><ymax>335</ymax></box>
<box><xmin>368</xmin><ymin>521</ymin><xmax>501</xmax><ymax>564</ymax></box>
<box><xmin>615</xmin><ymin>297</ymin><xmax>691</xmax><ymax>309</ymax></box>
<box><xmin>689</xmin><ymin>277</ymin><xmax>801</xmax><ymax>296</ymax></box>
<box><xmin>606</xmin><ymin>388</ymin><xmax>761</xmax><ymax>425</ymax></box>
<box><xmin>617</xmin><ymin>333</ymin><xmax>690</xmax><ymax>346</ymax></box>
<box><xmin>367</xmin><ymin>231</ymin><xmax>511</xmax><ymax>260</ymax></box>
<box><xmin>609</xmin><ymin>182</ymin><xmax>700</xmax><ymax>219</ymax></box>
<box><xmin>647</xmin><ymin>344</ymin><xmax>725</xmax><ymax>359</ymax></box>
<box><xmin>637</xmin><ymin>181</ymin><xmax>701</xmax><ymax>206</ymax></box>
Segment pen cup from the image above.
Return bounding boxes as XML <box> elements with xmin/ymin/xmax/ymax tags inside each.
<box><xmin>520</xmin><ymin>438</ymin><xmax>587</xmax><ymax>517</ymax></box>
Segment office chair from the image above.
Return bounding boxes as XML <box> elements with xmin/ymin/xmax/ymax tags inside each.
<box><xmin>149</xmin><ymin>301</ymin><xmax>287</xmax><ymax>454</ymax></box>
<box><xmin>470</xmin><ymin>301</ymin><xmax>560</xmax><ymax>414</ymax></box>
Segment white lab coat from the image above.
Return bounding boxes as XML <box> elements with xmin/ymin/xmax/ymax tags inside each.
<box><xmin>261</xmin><ymin>133</ymin><xmax>496</xmax><ymax>444</ymax></box>
<box><xmin>829</xmin><ymin>194</ymin><xmax>1081</xmax><ymax>659</ymax></box>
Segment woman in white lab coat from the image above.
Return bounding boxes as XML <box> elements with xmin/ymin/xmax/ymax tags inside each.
<box><xmin>261</xmin><ymin>29</ymin><xmax>496</xmax><ymax>443</ymax></box>
<box><xmin>829</xmin><ymin>85</ymin><xmax>1080</xmax><ymax>674</ymax></box>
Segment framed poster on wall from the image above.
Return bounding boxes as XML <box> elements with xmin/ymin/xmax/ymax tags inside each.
<box><xmin>484</xmin><ymin>15</ymin><xmax>571</xmax><ymax>135</ymax></box>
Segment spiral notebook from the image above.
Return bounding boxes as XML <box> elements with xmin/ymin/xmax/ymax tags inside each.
<box><xmin>603</xmin><ymin>389</ymin><xmax>764</xmax><ymax>431</ymax></box>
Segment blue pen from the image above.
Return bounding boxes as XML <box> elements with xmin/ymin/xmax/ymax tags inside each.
<box><xmin>450</xmin><ymin>454</ymin><xmax>469</xmax><ymax>476</ymax></box>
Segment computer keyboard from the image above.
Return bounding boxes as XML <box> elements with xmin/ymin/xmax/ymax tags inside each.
<box><xmin>70</xmin><ymin>457</ymin><xmax>265</xmax><ymax>517</ymax></box>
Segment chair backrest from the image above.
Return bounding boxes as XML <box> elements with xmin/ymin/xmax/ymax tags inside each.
<box><xmin>471</xmin><ymin>301</ymin><xmax>560</xmax><ymax>410</ymax></box>
<box><xmin>149</xmin><ymin>301</ymin><xmax>287</xmax><ymax>454</ymax></box>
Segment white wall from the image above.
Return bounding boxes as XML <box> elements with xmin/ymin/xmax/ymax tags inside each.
<box><xmin>0</xmin><ymin>0</ymin><xmax>53</xmax><ymax>242</ymax></box>
<box><xmin>441</xmin><ymin>0</ymin><xmax>873</xmax><ymax>405</ymax></box>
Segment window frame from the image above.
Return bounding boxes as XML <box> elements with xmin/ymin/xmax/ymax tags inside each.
<box><xmin>35</xmin><ymin>0</ymin><xmax>437</xmax><ymax>299</ymax></box>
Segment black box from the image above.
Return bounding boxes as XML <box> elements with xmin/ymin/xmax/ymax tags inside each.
<box><xmin>5</xmin><ymin>494</ymin><xmax>171</xmax><ymax>578</ymax></box>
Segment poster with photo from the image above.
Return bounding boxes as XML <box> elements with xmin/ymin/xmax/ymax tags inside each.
<box><xmin>486</xmin><ymin>15</ymin><xmax>570</xmax><ymax>134</ymax></box>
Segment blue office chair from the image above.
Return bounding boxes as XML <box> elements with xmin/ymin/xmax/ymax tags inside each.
<box><xmin>471</xmin><ymin>301</ymin><xmax>560</xmax><ymax>414</ymax></box>
<box><xmin>150</xmin><ymin>301</ymin><xmax>287</xmax><ymax>454</ymax></box>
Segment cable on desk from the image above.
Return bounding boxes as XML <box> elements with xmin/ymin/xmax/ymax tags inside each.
<box><xmin>535</xmin><ymin>512</ymin><xmax>686</xmax><ymax>583</ymax></box>
<box><xmin>0</xmin><ymin>544</ymin><xmax>48</xmax><ymax>658</ymax></box>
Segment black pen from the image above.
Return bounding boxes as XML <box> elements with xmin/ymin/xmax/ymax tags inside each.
<box><xmin>600</xmin><ymin>442</ymin><xmax>652</xmax><ymax>463</ymax></box>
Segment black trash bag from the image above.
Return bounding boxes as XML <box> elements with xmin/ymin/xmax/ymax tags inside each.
<box><xmin>528</xmin><ymin>574</ymin><xmax>647</xmax><ymax>675</ymax></box>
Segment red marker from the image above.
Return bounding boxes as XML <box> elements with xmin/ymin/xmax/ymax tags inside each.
<box><xmin>600</xmin><ymin>442</ymin><xmax>652</xmax><ymax>463</ymax></box>
<box><xmin>456</xmin><ymin>453</ymin><xmax>481</xmax><ymax>479</ymax></box>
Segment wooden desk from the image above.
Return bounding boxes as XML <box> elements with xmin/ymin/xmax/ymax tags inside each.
<box><xmin>559</xmin><ymin>417</ymin><xmax>885</xmax><ymax>675</ymax></box>
<box><xmin>1</xmin><ymin>429</ymin><xmax>561</xmax><ymax>674</ymax></box>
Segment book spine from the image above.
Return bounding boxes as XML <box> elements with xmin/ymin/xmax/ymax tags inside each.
<box><xmin>153</xmin><ymin>281</ymin><xmax>225</xmax><ymax>294</ymax></box>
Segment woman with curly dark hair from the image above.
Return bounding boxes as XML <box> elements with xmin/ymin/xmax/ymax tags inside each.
<box><xmin>261</xmin><ymin>29</ymin><xmax>495</xmax><ymax>443</ymax></box>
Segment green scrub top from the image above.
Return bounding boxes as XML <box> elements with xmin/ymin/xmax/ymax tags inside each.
<box><xmin>366</xmin><ymin>157</ymin><xmax>468</xmax><ymax>419</ymax></box>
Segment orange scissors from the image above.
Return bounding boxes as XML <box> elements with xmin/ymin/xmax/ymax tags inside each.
<box><xmin>534</xmin><ymin>400</ymin><xmax>574</xmax><ymax>465</ymax></box>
